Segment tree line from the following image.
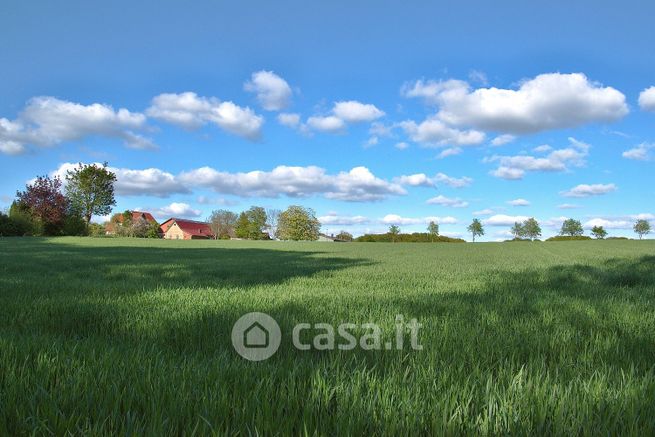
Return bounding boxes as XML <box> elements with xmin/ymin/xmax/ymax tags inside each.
<box><xmin>208</xmin><ymin>205</ymin><xmax>321</xmax><ymax>241</ymax></box>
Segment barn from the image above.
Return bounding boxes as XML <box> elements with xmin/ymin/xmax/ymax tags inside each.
<box><xmin>160</xmin><ymin>218</ymin><xmax>215</xmax><ymax>240</ymax></box>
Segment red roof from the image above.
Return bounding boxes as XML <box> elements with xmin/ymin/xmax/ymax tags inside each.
<box><xmin>164</xmin><ymin>218</ymin><xmax>215</xmax><ymax>238</ymax></box>
<box><xmin>115</xmin><ymin>211</ymin><xmax>157</xmax><ymax>224</ymax></box>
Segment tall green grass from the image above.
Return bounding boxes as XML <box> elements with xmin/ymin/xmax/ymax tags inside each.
<box><xmin>1</xmin><ymin>237</ymin><xmax>654</xmax><ymax>435</ymax></box>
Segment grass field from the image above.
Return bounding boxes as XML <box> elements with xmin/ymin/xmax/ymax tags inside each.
<box><xmin>1</xmin><ymin>237</ymin><xmax>654</xmax><ymax>435</ymax></box>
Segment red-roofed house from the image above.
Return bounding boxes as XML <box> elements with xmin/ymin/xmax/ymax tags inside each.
<box><xmin>106</xmin><ymin>211</ymin><xmax>158</xmax><ymax>235</ymax></box>
<box><xmin>160</xmin><ymin>218</ymin><xmax>215</xmax><ymax>240</ymax></box>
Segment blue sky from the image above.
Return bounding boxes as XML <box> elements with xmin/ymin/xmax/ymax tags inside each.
<box><xmin>1</xmin><ymin>0</ymin><xmax>654</xmax><ymax>240</ymax></box>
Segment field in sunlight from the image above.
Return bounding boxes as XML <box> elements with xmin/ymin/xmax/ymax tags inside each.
<box><xmin>1</xmin><ymin>237</ymin><xmax>654</xmax><ymax>434</ymax></box>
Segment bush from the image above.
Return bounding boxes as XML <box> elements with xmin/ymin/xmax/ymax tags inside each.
<box><xmin>546</xmin><ymin>235</ymin><xmax>592</xmax><ymax>242</ymax></box>
<box><xmin>355</xmin><ymin>232</ymin><xmax>466</xmax><ymax>243</ymax></box>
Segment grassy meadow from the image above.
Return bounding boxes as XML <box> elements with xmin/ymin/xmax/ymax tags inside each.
<box><xmin>1</xmin><ymin>237</ymin><xmax>654</xmax><ymax>435</ymax></box>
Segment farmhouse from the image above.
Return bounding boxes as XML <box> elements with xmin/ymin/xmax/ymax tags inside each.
<box><xmin>160</xmin><ymin>218</ymin><xmax>215</xmax><ymax>240</ymax></box>
<box><xmin>106</xmin><ymin>211</ymin><xmax>157</xmax><ymax>235</ymax></box>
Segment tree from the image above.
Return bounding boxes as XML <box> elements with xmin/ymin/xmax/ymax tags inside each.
<box><xmin>522</xmin><ymin>218</ymin><xmax>541</xmax><ymax>241</ymax></box>
<box><xmin>427</xmin><ymin>221</ymin><xmax>439</xmax><ymax>242</ymax></box>
<box><xmin>336</xmin><ymin>230</ymin><xmax>353</xmax><ymax>242</ymax></box>
<box><xmin>66</xmin><ymin>162</ymin><xmax>117</xmax><ymax>224</ymax></box>
<box><xmin>510</xmin><ymin>222</ymin><xmax>525</xmax><ymax>239</ymax></box>
<box><xmin>15</xmin><ymin>175</ymin><xmax>69</xmax><ymax>235</ymax></box>
<box><xmin>467</xmin><ymin>218</ymin><xmax>484</xmax><ymax>242</ymax></box>
<box><xmin>388</xmin><ymin>225</ymin><xmax>400</xmax><ymax>243</ymax></box>
<box><xmin>560</xmin><ymin>218</ymin><xmax>584</xmax><ymax>237</ymax></box>
<box><xmin>235</xmin><ymin>212</ymin><xmax>251</xmax><ymax>239</ymax></box>
<box><xmin>276</xmin><ymin>205</ymin><xmax>321</xmax><ymax>240</ymax></box>
<box><xmin>247</xmin><ymin>206</ymin><xmax>268</xmax><ymax>239</ymax></box>
<box><xmin>634</xmin><ymin>219</ymin><xmax>651</xmax><ymax>240</ymax></box>
<box><xmin>266</xmin><ymin>208</ymin><xmax>281</xmax><ymax>239</ymax></box>
<box><xmin>591</xmin><ymin>225</ymin><xmax>608</xmax><ymax>239</ymax></box>
<box><xmin>208</xmin><ymin>209</ymin><xmax>238</xmax><ymax>239</ymax></box>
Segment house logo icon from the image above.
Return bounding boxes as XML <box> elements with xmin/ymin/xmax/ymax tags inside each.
<box><xmin>231</xmin><ymin>312</ymin><xmax>281</xmax><ymax>361</ymax></box>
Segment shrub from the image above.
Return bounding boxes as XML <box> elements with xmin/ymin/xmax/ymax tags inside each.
<box><xmin>546</xmin><ymin>235</ymin><xmax>592</xmax><ymax>242</ymax></box>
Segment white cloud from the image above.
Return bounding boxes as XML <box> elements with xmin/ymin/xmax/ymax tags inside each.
<box><xmin>532</xmin><ymin>144</ymin><xmax>553</xmax><ymax>153</ymax></box>
<box><xmin>473</xmin><ymin>208</ymin><xmax>495</xmax><ymax>216</ymax></box>
<box><xmin>491</xmin><ymin>134</ymin><xmax>515</xmax><ymax>146</ymax></box>
<box><xmin>394</xmin><ymin>142</ymin><xmax>409</xmax><ymax>150</ymax></box>
<box><xmin>434</xmin><ymin>173</ymin><xmax>473</xmax><ymax>188</ymax></box>
<box><xmin>306</xmin><ymin>115</ymin><xmax>346</xmax><ymax>133</ymax></box>
<box><xmin>403</xmin><ymin>73</ymin><xmax>627</xmax><ymax>134</ymax></box>
<box><xmin>333</xmin><ymin>101</ymin><xmax>385</xmax><ymax>123</ymax></box>
<box><xmin>277</xmin><ymin>112</ymin><xmax>301</xmax><ymax>128</ymax></box>
<box><xmin>147</xmin><ymin>92</ymin><xmax>263</xmax><ymax>140</ymax></box>
<box><xmin>394</xmin><ymin>172</ymin><xmax>472</xmax><ymax>189</ymax></box>
<box><xmin>179</xmin><ymin>165</ymin><xmax>406</xmax><ymax>202</ymax></box>
<box><xmin>583</xmin><ymin>218</ymin><xmax>632</xmax><ymax>230</ymax></box>
<box><xmin>437</xmin><ymin>147</ymin><xmax>463</xmax><ymax>159</ymax></box>
<box><xmin>488</xmin><ymin>137</ymin><xmax>589</xmax><ymax>180</ymax></box>
<box><xmin>507</xmin><ymin>198</ymin><xmax>530</xmax><ymax>206</ymax></box>
<box><xmin>558</xmin><ymin>203</ymin><xmax>581</xmax><ymax>210</ymax></box>
<box><xmin>426</xmin><ymin>195</ymin><xmax>469</xmax><ymax>208</ymax></box>
<box><xmin>151</xmin><ymin>202</ymin><xmax>201</xmax><ymax>219</ymax></box>
<box><xmin>638</xmin><ymin>86</ymin><xmax>655</xmax><ymax>112</ymax></box>
<box><xmin>318</xmin><ymin>213</ymin><xmax>370</xmax><ymax>226</ymax></box>
<box><xmin>381</xmin><ymin>214</ymin><xmax>458</xmax><ymax>225</ymax></box>
<box><xmin>483</xmin><ymin>214</ymin><xmax>530</xmax><ymax>226</ymax></box>
<box><xmin>196</xmin><ymin>196</ymin><xmax>239</xmax><ymax>206</ymax></box>
<box><xmin>244</xmin><ymin>70</ymin><xmax>292</xmax><ymax>111</ymax></box>
<box><xmin>561</xmin><ymin>183</ymin><xmax>617</xmax><ymax>198</ymax></box>
<box><xmin>49</xmin><ymin>162</ymin><xmax>189</xmax><ymax>197</ymax></box>
<box><xmin>623</xmin><ymin>143</ymin><xmax>654</xmax><ymax>161</ymax></box>
<box><xmin>400</xmin><ymin>118</ymin><xmax>485</xmax><ymax>147</ymax></box>
<box><xmin>0</xmin><ymin>97</ymin><xmax>153</xmax><ymax>154</ymax></box>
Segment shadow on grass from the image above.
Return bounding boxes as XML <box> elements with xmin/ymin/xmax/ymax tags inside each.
<box><xmin>0</xmin><ymin>238</ymin><xmax>373</xmax><ymax>292</ymax></box>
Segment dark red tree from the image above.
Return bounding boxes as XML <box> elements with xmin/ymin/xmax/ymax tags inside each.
<box><xmin>16</xmin><ymin>176</ymin><xmax>69</xmax><ymax>234</ymax></box>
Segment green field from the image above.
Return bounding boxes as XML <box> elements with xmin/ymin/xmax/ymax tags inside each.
<box><xmin>1</xmin><ymin>237</ymin><xmax>654</xmax><ymax>435</ymax></box>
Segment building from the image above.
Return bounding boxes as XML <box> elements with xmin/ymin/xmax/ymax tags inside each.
<box><xmin>160</xmin><ymin>218</ymin><xmax>215</xmax><ymax>240</ymax></box>
<box><xmin>106</xmin><ymin>211</ymin><xmax>157</xmax><ymax>235</ymax></box>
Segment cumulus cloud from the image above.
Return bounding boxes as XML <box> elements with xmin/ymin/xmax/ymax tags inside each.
<box><xmin>584</xmin><ymin>213</ymin><xmax>653</xmax><ymax>230</ymax></box>
<box><xmin>487</xmin><ymin>137</ymin><xmax>589</xmax><ymax>180</ymax></box>
<box><xmin>333</xmin><ymin>101</ymin><xmax>385</xmax><ymax>123</ymax></box>
<box><xmin>437</xmin><ymin>147</ymin><xmax>463</xmax><ymax>159</ymax></box>
<box><xmin>147</xmin><ymin>92</ymin><xmax>263</xmax><ymax>140</ymax></box>
<box><xmin>0</xmin><ymin>97</ymin><xmax>153</xmax><ymax>155</ymax></box>
<box><xmin>507</xmin><ymin>198</ymin><xmax>530</xmax><ymax>206</ymax></box>
<box><xmin>399</xmin><ymin>118</ymin><xmax>485</xmax><ymax>147</ymax></box>
<box><xmin>426</xmin><ymin>195</ymin><xmax>469</xmax><ymax>208</ymax></box>
<box><xmin>151</xmin><ymin>202</ymin><xmax>201</xmax><ymax>219</ymax></box>
<box><xmin>561</xmin><ymin>183</ymin><xmax>617</xmax><ymax>198</ymax></box>
<box><xmin>558</xmin><ymin>203</ymin><xmax>581</xmax><ymax>210</ymax></box>
<box><xmin>394</xmin><ymin>142</ymin><xmax>409</xmax><ymax>150</ymax></box>
<box><xmin>381</xmin><ymin>214</ymin><xmax>457</xmax><ymax>225</ymax></box>
<box><xmin>179</xmin><ymin>165</ymin><xmax>406</xmax><ymax>201</ymax></box>
<box><xmin>395</xmin><ymin>172</ymin><xmax>472</xmax><ymax>189</ymax></box>
<box><xmin>277</xmin><ymin>112</ymin><xmax>301</xmax><ymax>128</ymax></box>
<box><xmin>306</xmin><ymin>115</ymin><xmax>346</xmax><ymax>133</ymax></box>
<box><xmin>473</xmin><ymin>208</ymin><xmax>496</xmax><ymax>216</ymax></box>
<box><xmin>533</xmin><ymin>144</ymin><xmax>553</xmax><ymax>153</ymax></box>
<box><xmin>318</xmin><ymin>213</ymin><xmax>370</xmax><ymax>226</ymax></box>
<box><xmin>244</xmin><ymin>70</ymin><xmax>292</xmax><ymax>111</ymax></box>
<box><xmin>403</xmin><ymin>73</ymin><xmax>627</xmax><ymax>134</ymax></box>
<box><xmin>49</xmin><ymin>162</ymin><xmax>189</xmax><ymax>198</ymax></box>
<box><xmin>639</xmin><ymin>87</ymin><xmax>655</xmax><ymax>112</ymax></box>
<box><xmin>483</xmin><ymin>214</ymin><xmax>531</xmax><ymax>226</ymax></box>
<box><xmin>622</xmin><ymin>143</ymin><xmax>654</xmax><ymax>161</ymax></box>
<box><xmin>491</xmin><ymin>134</ymin><xmax>515</xmax><ymax>146</ymax></box>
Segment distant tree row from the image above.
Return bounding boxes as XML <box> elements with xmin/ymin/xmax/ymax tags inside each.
<box><xmin>0</xmin><ymin>163</ymin><xmax>116</xmax><ymax>237</ymax></box>
<box><xmin>208</xmin><ymin>205</ymin><xmax>321</xmax><ymax>241</ymax></box>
